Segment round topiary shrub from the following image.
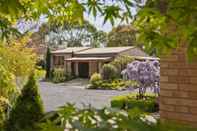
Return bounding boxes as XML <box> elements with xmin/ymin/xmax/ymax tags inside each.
<box><xmin>101</xmin><ymin>64</ymin><xmax>118</xmax><ymax>80</ymax></box>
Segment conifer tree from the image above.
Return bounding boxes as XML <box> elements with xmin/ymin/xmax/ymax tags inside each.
<box><xmin>6</xmin><ymin>74</ymin><xmax>44</xmax><ymax>131</ymax></box>
<box><xmin>45</xmin><ymin>47</ymin><xmax>51</xmax><ymax>79</ymax></box>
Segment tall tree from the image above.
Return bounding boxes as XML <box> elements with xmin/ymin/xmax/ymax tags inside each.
<box><xmin>107</xmin><ymin>25</ymin><xmax>137</xmax><ymax>47</ymax></box>
<box><xmin>45</xmin><ymin>21</ymin><xmax>107</xmax><ymax>48</ymax></box>
<box><xmin>45</xmin><ymin>47</ymin><xmax>51</xmax><ymax>79</ymax></box>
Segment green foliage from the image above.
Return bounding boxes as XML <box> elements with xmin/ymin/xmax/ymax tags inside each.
<box><xmin>103</xmin><ymin>5</ymin><xmax>121</xmax><ymax>25</ymax></box>
<box><xmin>133</xmin><ymin>0</ymin><xmax>197</xmax><ymax>60</ymax></box>
<box><xmin>0</xmin><ymin>97</ymin><xmax>10</xmax><ymax>129</ymax></box>
<box><xmin>107</xmin><ymin>25</ymin><xmax>137</xmax><ymax>47</ymax></box>
<box><xmin>0</xmin><ymin>0</ymin><xmax>136</xmax><ymax>41</ymax></box>
<box><xmin>45</xmin><ymin>47</ymin><xmax>51</xmax><ymax>79</ymax></box>
<box><xmin>89</xmin><ymin>79</ymin><xmax>126</xmax><ymax>90</ymax></box>
<box><xmin>0</xmin><ymin>38</ymin><xmax>37</xmax><ymax>129</ymax></box>
<box><xmin>124</xmin><ymin>80</ymin><xmax>139</xmax><ymax>88</ymax></box>
<box><xmin>100</xmin><ymin>79</ymin><xmax>126</xmax><ymax>90</ymax></box>
<box><xmin>111</xmin><ymin>55</ymin><xmax>134</xmax><ymax>76</ymax></box>
<box><xmin>0</xmin><ymin>65</ymin><xmax>16</xmax><ymax>100</ymax></box>
<box><xmin>6</xmin><ymin>74</ymin><xmax>44</xmax><ymax>131</ymax></box>
<box><xmin>38</xmin><ymin>103</ymin><xmax>197</xmax><ymax>131</ymax></box>
<box><xmin>1</xmin><ymin>0</ymin><xmax>197</xmax><ymax>59</ymax></box>
<box><xmin>36</xmin><ymin>59</ymin><xmax>45</xmax><ymax>69</ymax></box>
<box><xmin>111</xmin><ymin>93</ymin><xmax>158</xmax><ymax>112</ymax></box>
<box><xmin>0</xmin><ymin>38</ymin><xmax>36</xmax><ymax>97</ymax></box>
<box><xmin>46</xmin><ymin>21</ymin><xmax>107</xmax><ymax>48</ymax></box>
<box><xmin>101</xmin><ymin>64</ymin><xmax>118</xmax><ymax>80</ymax></box>
<box><xmin>51</xmin><ymin>68</ymin><xmax>74</xmax><ymax>83</ymax></box>
<box><xmin>52</xmin><ymin>68</ymin><xmax>66</xmax><ymax>83</ymax></box>
<box><xmin>0</xmin><ymin>38</ymin><xmax>36</xmax><ymax>77</ymax></box>
<box><xmin>39</xmin><ymin>120</ymin><xmax>64</xmax><ymax>131</ymax></box>
<box><xmin>35</xmin><ymin>67</ymin><xmax>46</xmax><ymax>80</ymax></box>
<box><xmin>89</xmin><ymin>74</ymin><xmax>137</xmax><ymax>90</ymax></box>
<box><xmin>89</xmin><ymin>73</ymin><xmax>102</xmax><ymax>88</ymax></box>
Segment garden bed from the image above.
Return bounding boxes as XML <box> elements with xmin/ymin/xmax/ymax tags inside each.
<box><xmin>111</xmin><ymin>93</ymin><xmax>159</xmax><ymax>113</ymax></box>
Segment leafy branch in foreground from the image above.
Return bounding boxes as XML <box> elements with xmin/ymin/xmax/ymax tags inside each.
<box><xmin>133</xmin><ymin>0</ymin><xmax>197</xmax><ymax>60</ymax></box>
<box><xmin>0</xmin><ymin>0</ymin><xmax>139</xmax><ymax>41</ymax></box>
<box><xmin>39</xmin><ymin>104</ymin><xmax>196</xmax><ymax>131</ymax></box>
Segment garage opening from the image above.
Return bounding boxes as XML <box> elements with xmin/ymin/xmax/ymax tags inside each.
<box><xmin>78</xmin><ymin>62</ymin><xmax>89</xmax><ymax>78</ymax></box>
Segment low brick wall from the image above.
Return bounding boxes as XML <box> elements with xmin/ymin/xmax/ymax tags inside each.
<box><xmin>160</xmin><ymin>47</ymin><xmax>197</xmax><ymax>126</ymax></box>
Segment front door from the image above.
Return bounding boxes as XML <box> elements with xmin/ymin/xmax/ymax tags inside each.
<box><xmin>78</xmin><ymin>62</ymin><xmax>89</xmax><ymax>78</ymax></box>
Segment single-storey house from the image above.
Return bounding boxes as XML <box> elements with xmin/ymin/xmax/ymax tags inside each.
<box><xmin>51</xmin><ymin>46</ymin><xmax>152</xmax><ymax>78</ymax></box>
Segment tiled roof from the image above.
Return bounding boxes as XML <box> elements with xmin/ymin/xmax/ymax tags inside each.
<box><xmin>65</xmin><ymin>57</ymin><xmax>112</xmax><ymax>61</ymax></box>
<box><xmin>51</xmin><ymin>47</ymin><xmax>90</xmax><ymax>54</ymax></box>
<box><xmin>75</xmin><ymin>46</ymin><xmax>135</xmax><ymax>55</ymax></box>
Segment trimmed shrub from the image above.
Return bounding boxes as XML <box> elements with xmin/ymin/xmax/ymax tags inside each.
<box><xmin>52</xmin><ymin>68</ymin><xmax>66</xmax><ymax>83</ymax></box>
<box><xmin>101</xmin><ymin>64</ymin><xmax>118</xmax><ymax>80</ymax></box>
<box><xmin>89</xmin><ymin>78</ymin><xmax>130</xmax><ymax>90</ymax></box>
<box><xmin>100</xmin><ymin>79</ymin><xmax>125</xmax><ymax>90</ymax></box>
<box><xmin>111</xmin><ymin>93</ymin><xmax>158</xmax><ymax>112</ymax></box>
<box><xmin>90</xmin><ymin>73</ymin><xmax>102</xmax><ymax>88</ymax></box>
<box><xmin>6</xmin><ymin>74</ymin><xmax>44</xmax><ymax>131</ymax></box>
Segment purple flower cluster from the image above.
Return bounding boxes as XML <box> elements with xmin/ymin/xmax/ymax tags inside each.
<box><xmin>122</xmin><ymin>60</ymin><xmax>160</xmax><ymax>96</ymax></box>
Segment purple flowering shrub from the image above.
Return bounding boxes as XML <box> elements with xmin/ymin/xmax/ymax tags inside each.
<box><xmin>121</xmin><ymin>60</ymin><xmax>160</xmax><ymax>98</ymax></box>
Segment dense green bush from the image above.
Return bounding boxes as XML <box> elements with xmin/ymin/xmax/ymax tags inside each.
<box><xmin>125</xmin><ymin>80</ymin><xmax>139</xmax><ymax>88</ymax></box>
<box><xmin>111</xmin><ymin>93</ymin><xmax>158</xmax><ymax>112</ymax></box>
<box><xmin>89</xmin><ymin>72</ymin><xmax>138</xmax><ymax>90</ymax></box>
<box><xmin>35</xmin><ymin>67</ymin><xmax>46</xmax><ymax>80</ymax></box>
<box><xmin>111</xmin><ymin>55</ymin><xmax>134</xmax><ymax>76</ymax></box>
<box><xmin>90</xmin><ymin>73</ymin><xmax>102</xmax><ymax>88</ymax></box>
<box><xmin>89</xmin><ymin>78</ymin><xmax>137</xmax><ymax>90</ymax></box>
<box><xmin>52</xmin><ymin>68</ymin><xmax>66</xmax><ymax>83</ymax></box>
<box><xmin>51</xmin><ymin>68</ymin><xmax>75</xmax><ymax>83</ymax></box>
<box><xmin>36</xmin><ymin>59</ymin><xmax>45</xmax><ymax>69</ymax></box>
<box><xmin>101</xmin><ymin>64</ymin><xmax>118</xmax><ymax>80</ymax></box>
<box><xmin>6</xmin><ymin>74</ymin><xmax>44</xmax><ymax>131</ymax></box>
<box><xmin>100</xmin><ymin>79</ymin><xmax>125</xmax><ymax>90</ymax></box>
<box><xmin>0</xmin><ymin>97</ymin><xmax>9</xmax><ymax>130</ymax></box>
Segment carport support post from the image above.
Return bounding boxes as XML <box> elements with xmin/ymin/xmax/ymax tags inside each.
<box><xmin>89</xmin><ymin>61</ymin><xmax>91</xmax><ymax>77</ymax></box>
<box><xmin>98</xmin><ymin>62</ymin><xmax>103</xmax><ymax>74</ymax></box>
<box><xmin>75</xmin><ymin>62</ymin><xmax>79</xmax><ymax>77</ymax></box>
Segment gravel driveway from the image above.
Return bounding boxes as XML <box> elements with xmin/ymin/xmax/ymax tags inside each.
<box><xmin>39</xmin><ymin>79</ymin><xmax>131</xmax><ymax>112</ymax></box>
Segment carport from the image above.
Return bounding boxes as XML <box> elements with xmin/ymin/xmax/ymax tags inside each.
<box><xmin>65</xmin><ymin>57</ymin><xmax>112</xmax><ymax>78</ymax></box>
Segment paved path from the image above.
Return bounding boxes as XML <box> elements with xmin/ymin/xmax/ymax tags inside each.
<box><xmin>39</xmin><ymin>79</ymin><xmax>131</xmax><ymax>112</ymax></box>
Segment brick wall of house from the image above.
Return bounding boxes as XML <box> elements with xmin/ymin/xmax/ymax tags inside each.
<box><xmin>160</xmin><ymin>46</ymin><xmax>197</xmax><ymax>126</ymax></box>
